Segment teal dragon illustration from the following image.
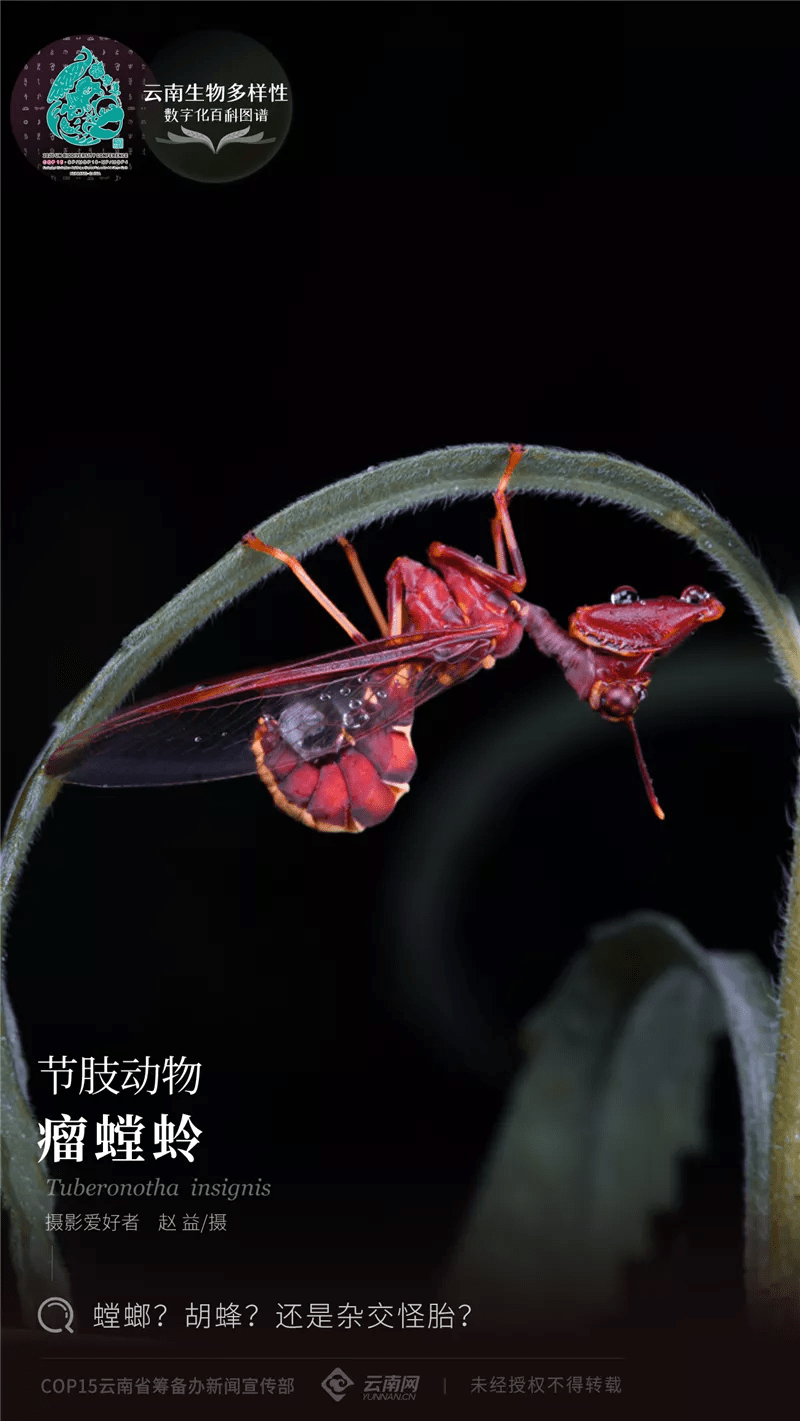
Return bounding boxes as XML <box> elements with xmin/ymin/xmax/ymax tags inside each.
<box><xmin>47</xmin><ymin>48</ymin><xmax>124</xmax><ymax>147</ymax></box>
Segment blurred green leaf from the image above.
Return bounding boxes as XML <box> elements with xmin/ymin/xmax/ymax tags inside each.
<box><xmin>446</xmin><ymin>911</ymin><xmax>776</xmax><ymax>1323</ymax></box>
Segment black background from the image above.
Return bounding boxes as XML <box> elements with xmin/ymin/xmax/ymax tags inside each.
<box><xmin>2</xmin><ymin>2</ymin><xmax>798</xmax><ymax>1409</ymax></box>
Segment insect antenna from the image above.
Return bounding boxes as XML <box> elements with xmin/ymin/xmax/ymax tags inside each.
<box><xmin>626</xmin><ymin>718</ymin><xmax>666</xmax><ymax>821</ymax></box>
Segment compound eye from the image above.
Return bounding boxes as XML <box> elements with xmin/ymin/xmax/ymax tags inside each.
<box><xmin>680</xmin><ymin>585</ymin><xmax>710</xmax><ymax>604</ymax></box>
<box><xmin>610</xmin><ymin>585</ymin><xmax>640</xmax><ymax>605</ymax></box>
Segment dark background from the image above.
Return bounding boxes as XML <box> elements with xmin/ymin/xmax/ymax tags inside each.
<box><xmin>2</xmin><ymin>1</ymin><xmax>798</xmax><ymax>1406</ymax></box>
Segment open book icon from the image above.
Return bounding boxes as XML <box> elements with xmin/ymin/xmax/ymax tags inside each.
<box><xmin>156</xmin><ymin>125</ymin><xmax>276</xmax><ymax>153</ymax></box>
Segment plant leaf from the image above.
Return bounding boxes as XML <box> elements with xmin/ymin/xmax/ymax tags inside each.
<box><xmin>445</xmin><ymin>911</ymin><xmax>777</xmax><ymax>1324</ymax></box>
<box><xmin>0</xmin><ymin>1013</ymin><xmax>72</xmax><ymax>1325</ymax></box>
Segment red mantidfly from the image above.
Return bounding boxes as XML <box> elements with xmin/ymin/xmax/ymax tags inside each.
<box><xmin>45</xmin><ymin>446</ymin><xmax>724</xmax><ymax>828</ymax></box>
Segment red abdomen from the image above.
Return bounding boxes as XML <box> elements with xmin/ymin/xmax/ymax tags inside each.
<box><xmin>251</xmin><ymin>708</ymin><xmax>417</xmax><ymax>833</ymax></box>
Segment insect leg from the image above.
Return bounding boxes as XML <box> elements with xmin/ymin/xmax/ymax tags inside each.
<box><xmin>492</xmin><ymin>444</ymin><xmax>527</xmax><ymax>590</ymax></box>
<box><xmin>242</xmin><ymin>534</ymin><xmax>368</xmax><ymax>644</ymax></box>
<box><xmin>337</xmin><ymin>536</ymin><xmax>390</xmax><ymax>637</ymax></box>
<box><xmin>490</xmin><ymin>508</ymin><xmax>509</xmax><ymax>574</ymax></box>
<box><xmin>386</xmin><ymin>562</ymin><xmax>406</xmax><ymax>637</ymax></box>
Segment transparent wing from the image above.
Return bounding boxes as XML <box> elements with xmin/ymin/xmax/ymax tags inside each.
<box><xmin>45</xmin><ymin>628</ymin><xmax>499</xmax><ymax>787</ymax></box>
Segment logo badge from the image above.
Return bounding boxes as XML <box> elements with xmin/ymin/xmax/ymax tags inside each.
<box><xmin>321</xmin><ymin>1367</ymin><xmax>354</xmax><ymax>1402</ymax></box>
<box><xmin>9</xmin><ymin>35</ymin><xmax>152</xmax><ymax>180</ymax></box>
<box><xmin>139</xmin><ymin>30</ymin><xmax>292</xmax><ymax>183</ymax></box>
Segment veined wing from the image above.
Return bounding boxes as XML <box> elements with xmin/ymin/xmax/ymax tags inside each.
<box><xmin>45</xmin><ymin>624</ymin><xmax>502</xmax><ymax>787</ymax></box>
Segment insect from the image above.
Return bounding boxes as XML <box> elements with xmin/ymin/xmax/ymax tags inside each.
<box><xmin>44</xmin><ymin>446</ymin><xmax>724</xmax><ymax>829</ymax></box>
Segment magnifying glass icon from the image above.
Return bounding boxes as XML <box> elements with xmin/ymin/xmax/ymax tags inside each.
<box><xmin>37</xmin><ymin>1297</ymin><xmax>75</xmax><ymax>1333</ymax></box>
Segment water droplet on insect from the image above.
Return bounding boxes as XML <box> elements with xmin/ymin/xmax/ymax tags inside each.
<box><xmin>320</xmin><ymin>692</ymin><xmax>331</xmax><ymax>701</ymax></box>
<box><xmin>341</xmin><ymin>686</ymin><xmax>351</xmax><ymax>695</ymax></box>
<box><xmin>680</xmin><ymin>585</ymin><xmax>710</xmax><ymax>605</ymax></box>
<box><xmin>344</xmin><ymin>706</ymin><xmax>370</xmax><ymax>730</ymax></box>
<box><xmin>377</xmin><ymin>690</ymin><xmax>388</xmax><ymax>701</ymax></box>
<box><xmin>703</xmin><ymin>539</ymin><xmax>713</xmax><ymax>549</ymax></box>
<box><xmin>194</xmin><ymin>736</ymin><xmax>202</xmax><ymax>743</ymax></box>
<box><xmin>348</xmin><ymin>700</ymin><xmax>359</xmax><ymax>710</ymax></box>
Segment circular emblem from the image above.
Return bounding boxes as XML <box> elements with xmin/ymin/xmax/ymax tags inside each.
<box><xmin>9</xmin><ymin>35</ymin><xmax>151</xmax><ymax>180</ymax></box>
<box><xmin>139</xmin><ymin>30</ymin><xmax>292</xmax><ymax>183</ymax></box>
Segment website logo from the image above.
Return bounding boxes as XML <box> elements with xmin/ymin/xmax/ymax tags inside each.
<box><xmin>321</xmin><ymin>1367</ymin><xmax>355</xmax><ymax>1402</ymax></box>
<box><xmin>364</xmin><ymin>1374</ymin><xmax>420</xmax><ymax>1402</ymax></box>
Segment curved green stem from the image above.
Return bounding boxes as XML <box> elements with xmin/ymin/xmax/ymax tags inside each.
<box><xmin>3</xmin><ymin>443</ymin><xmax>799</xmax><ymax>1323</ymax></box>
